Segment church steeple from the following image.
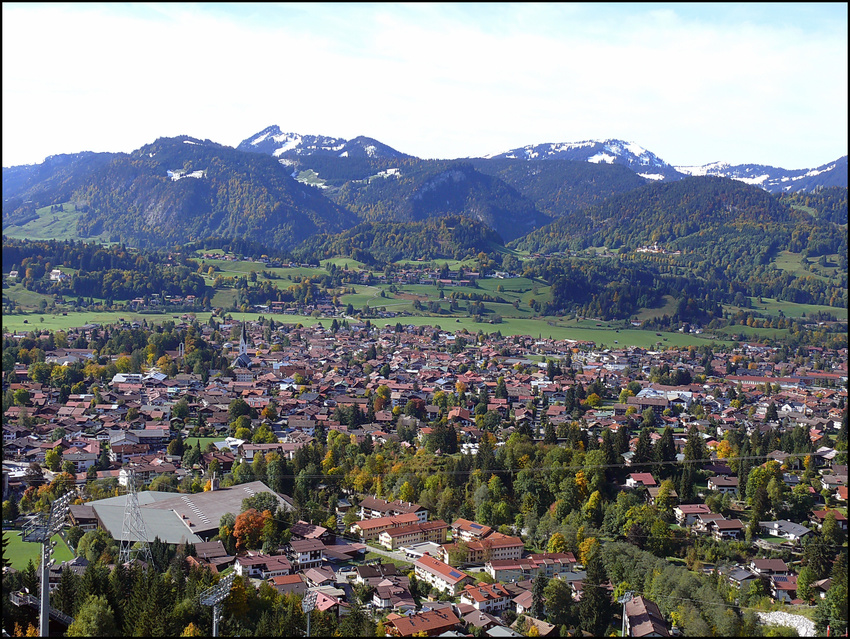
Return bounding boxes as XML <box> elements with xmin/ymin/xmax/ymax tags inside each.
<box><xmin>239</xmin><ymin>322</ymin><xmax>248</xmax><ymax>356</ymax></box>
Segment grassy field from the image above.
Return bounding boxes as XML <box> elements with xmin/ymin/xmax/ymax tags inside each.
<box><xmin>724</xmin><ymin>297</ymin><xmax>848</xmax><ymax>321</ymax></box>
<box><xmin>2</xmin><ymin>203</ymin><xmax>110</xmax><ymax>242</ymax></box>
<box><xmin>1</xmin><ymin>306</ymin><xmax>732</xmax><ymax>349</ymax></box>
<box><xmin>636</xmin><ymin>295</ymin><xmax>678</xmax><ymax>321</ymax></box>
<box><xmin>2</xmin><ymin>530</ymin><xmax>74</xmax><ymax>571</ymax></box>
<box><xmin>773</xmin><ymin>251</ymin><xmax>844</xmax><ymax>283</ymax></box>
<box><xmin>320</xmin><ymin>257</ymin><xmax>369</xmax><ymax>270</ymax></box>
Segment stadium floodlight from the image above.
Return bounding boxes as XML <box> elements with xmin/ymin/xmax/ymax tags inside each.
<box><xmin>618</xmin><ymin>590</ymin><xmax>634</xmax><ymax>638</ymax></box>
<box><xmin>21</xmin><ymin>492</ymin><xmax>74</xmax><ymax>637</ymax></box>
<box><xmin>199</xmin><ymin>571</ymin><xmax>236</xmax><ymax>637</ymax></box>
<box><xmin>302</xmin><ymin>590</ymin><xmax>318</xmax><ymax>637</ymax></box>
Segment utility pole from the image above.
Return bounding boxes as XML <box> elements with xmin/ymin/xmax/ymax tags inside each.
<box><xmin>199</xmin><ymin>571</ymin><xmax>236</xmax><ymax>637</ymax></box>
<box><xmin>20</xmin><ymin>491</ymin><xmax>73</xmax><ymax>637</ymax></box>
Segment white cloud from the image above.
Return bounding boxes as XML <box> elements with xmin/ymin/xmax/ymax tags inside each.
<box><xmin>2</xmin><ymin>3</ymin><xmax>846</xmax><ymax>168</ymax></box>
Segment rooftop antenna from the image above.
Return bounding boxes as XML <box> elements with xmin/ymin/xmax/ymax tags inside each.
<box><xmin>119</xmin><ymin>469</ymin><xmax>153</xmax><ymax>566</ymax></box>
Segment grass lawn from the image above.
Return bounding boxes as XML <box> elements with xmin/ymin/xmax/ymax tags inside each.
<box><xmin>184</xmin><ymin>437</ymin><xmax>227</xmax><ymax>450</ymax></box>
<box><xmin>3</xmin><ymin>530</ymin><xmax>74</xmax><ymax>571</ymax></box>
<box><xmin>364</xmin><ymin>552</ymin><xmax>413</xmax><ymax>568</ymax></box>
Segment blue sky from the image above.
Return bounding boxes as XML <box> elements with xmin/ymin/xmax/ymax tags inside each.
<box><xmin>2</xmin><ymin>3</ymin><xmax>847</xmax><ymax>168</ymax></box>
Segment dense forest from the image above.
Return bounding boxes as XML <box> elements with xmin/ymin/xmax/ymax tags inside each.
<box><xmin>469</xmin><ymin>157</ymin><xmax>649</xmax><ymax>218</ymax></box>
<box><xmin>2</xmin><ymin>239</ymin><xmax>209</xmax><ymax>303</ymax></box>
<box><xmin>296</xmin><ymin>215</ymin><xmax>505</xmax><ymax>263</ymax></box>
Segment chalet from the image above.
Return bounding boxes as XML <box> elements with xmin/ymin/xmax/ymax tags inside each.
<box><xmin>707</xmin><ymin>476</ymin><xmax>739</xmax><ymax>495</ymax></box>
<box><xmin>287</xmin><ymin>538</ymin><xmax>324</xmax><ymax>569</ymax></box>
<box><xmin>626</xmin><ymin>473</ymin><xmax>657</xmax><ymax>489</ymax></box>
<box><xmin>450</xmin><ymin>518</ymin><xmax>493</xmax><ymax>542</ymax></box>
<box><xmin>710</xmin><ymin>518</ymin><xmax>745</xmax><ymax>541</ymax></box>
<box><xmin>750</xmin><ymin>558</ymin><xmax>788</xmax><ymax>576</ymax></box>
<box><xmin>674</xmin><ymin>504</ymin><xmax>712</xmax><ymax>526</ymax></box>
<box><xmin>770</xmin><ymin>574</ymin><xmax>798</xmax><ymax>603</ymax></box>
<box><xmin>810</xmin><ymin>509</ymin><xmax>848</xmax><ymax>531</ymax></box>
<box><xmin>372</xmin><ymin>575</ymin><xmax>415</xmax><ymax>612</ymax></box>
<box><xmin>234</xmin><ymin>553</ymin><xmax>292</xmax><ymax>578</ymax></box>
<box><xmin>459</xmin><ymin>582</ymin><xmax>513</xmax><ymax>614</ymax></box>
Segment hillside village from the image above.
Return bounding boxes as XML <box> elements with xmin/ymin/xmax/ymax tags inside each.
<box><xmin>2</xmin><ymin>317</ymin><xmax>847</xmax><ymax>637</ymax></box>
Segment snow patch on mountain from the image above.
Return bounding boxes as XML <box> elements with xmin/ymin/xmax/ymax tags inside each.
<box><xmin>589</xmin><ymin>152</ymin><xmax>617</xmax><ymax>164</ymax></box>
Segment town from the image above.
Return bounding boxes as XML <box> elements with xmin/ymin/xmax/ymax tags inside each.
<box><xmin>2</xmin><ymin>315</ymin><xmax>847</xmax><ymax>637</ymax></box>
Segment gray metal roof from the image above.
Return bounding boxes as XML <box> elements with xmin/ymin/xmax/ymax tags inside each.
<box><xmin>88</xmin><ymin>481</ymin><xmax>291</xmax><ymax>542</ymax></box>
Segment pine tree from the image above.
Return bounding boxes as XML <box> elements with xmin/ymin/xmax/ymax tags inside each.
<box><xmin>531</xmin><ymin>575</ymin><xmax>548</xmax><ymax>620</ymax></box>
<box><xmin>578</xmin><ymin>547</ymin><xmax>612</xmax><ymax>635</ymax></box>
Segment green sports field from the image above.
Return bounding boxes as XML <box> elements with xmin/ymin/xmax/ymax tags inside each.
<box><xmin>2</xmin><ymin>530</ymin><xmax>74</xmax><ymax>571</ymax></box>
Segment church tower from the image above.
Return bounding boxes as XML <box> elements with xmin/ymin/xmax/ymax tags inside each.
<box><xmin>239</xmin><ymin>321</ymin><xmax>248</xmax><ymax>357</ymax></box>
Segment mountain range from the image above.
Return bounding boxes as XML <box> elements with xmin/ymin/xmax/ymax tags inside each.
<box><xmin>2</xmin><ymin>127</ymin><xmax>846</xmax><ymax>258</ymax></box>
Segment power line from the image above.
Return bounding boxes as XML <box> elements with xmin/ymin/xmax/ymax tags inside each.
<box><xmin>215</xmin><ymin>449</ymin><xmax>836</xmax><ymax>479</ymax></box>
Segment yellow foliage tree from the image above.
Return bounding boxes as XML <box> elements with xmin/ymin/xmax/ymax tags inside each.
<box><xmin>180</xmin><ymin>623</ymin><xmax>204</xmax><ymax>637</ymax></box>
<box><xmin>578</xmin><ymin>537</ymin><xmax>599</xmax><ymax>565</ymax></box>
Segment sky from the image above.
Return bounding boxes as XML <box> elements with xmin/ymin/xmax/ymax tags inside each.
<box><xmin>2</xmin><ymin>2</ymin><xmax>847</xmax><ymax>169</ymax></box>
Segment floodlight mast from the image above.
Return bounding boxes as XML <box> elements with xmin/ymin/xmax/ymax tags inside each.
<box><xmin>619</xmin><ymin>590</ymin><xmax>634</xmax><ymax>638</ymax></box>
<box><xmin>21</xmin><ymin>492</ymin><xmax>73</xmax><ymax>637</ymax></box>
<box><xmin>199</xmin><ymin>571</ymin><xmax>236</xmax><ymax>637</ymax></box>
<box><xmin>302</xmin><ymin>590</ymin><xmax>318</xmax><ymax>638</ymax></box>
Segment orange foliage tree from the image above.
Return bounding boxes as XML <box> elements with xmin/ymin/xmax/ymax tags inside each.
<box><xmin>233</xmin><ymin>508</ymin><xmax>270</xmax><ymax>551</ymax></box>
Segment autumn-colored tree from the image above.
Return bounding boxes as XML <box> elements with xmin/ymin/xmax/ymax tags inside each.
<box><xmin>233</xmin><ymin>508</ymin><xmax>270</xmax><ymax>550</ymax></box>
<box><xmin>547</xmin><ymin>531</ymin><xmax>567</xmax><ymax>554</ymax></box>
<box><xmin>180</xmin><ymin>622</ymin><xmax>204</xmax><ymax>637</ymax></box>
<box><xmin>578</xmin><ymin>537</ymin><xmax>599</xmax><ymax>565</ymax></box>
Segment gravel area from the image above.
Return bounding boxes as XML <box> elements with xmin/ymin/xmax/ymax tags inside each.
<box><xmin>757</xmin><ymin>611</ymin><xmax>816</xmax><ymax>637</ymax></box>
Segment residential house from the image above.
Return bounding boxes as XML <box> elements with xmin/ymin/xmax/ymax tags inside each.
<box><xmin>414</xmin><ymin>554</ymin><xmax>473</xmax><ymax>595</ymax></box>
<box><xmin>384</xmin><ymin>608</ymin><xmax>461</xmax><ymax>637</ymax></box>
<box><xmin>624</xmin><ymin>595</ymin><xmax>669</xmax><ymax>637</ymax></box>
<box><xmin>674</xmin><ymin>504</ymin><xmax>712</xmax><ymax>527</ymax></box>
<box><xmin>759</xmin><ymin>520</ymin><xmax>813</xmax><ymax>542</ymax></box>
<box><xmin>459</xmin><ymin>582</ymin><xmax>513</xmax><ymax>614</ymax></box>
<box><xmin>287</xmin><ymin>538</ymin><xmax>324</xmax><ymax>569</ymax></box>
<box><xmin>234</xmin><ymin>553</ymin><xmax>292</xmax><ymax>578</ymax></box>
<box><xmin>710</xmin><ymin>518</ymin><xmax>745</xmax><ymax>541</ymax></box>
<box><xmin>707</xmin><ymin>476</ymin><xmax>739</xmax><ymax>495</ymax></box>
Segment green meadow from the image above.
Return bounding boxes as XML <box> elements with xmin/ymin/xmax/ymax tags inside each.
<box><xmin>2</xmin><ymin>203</ymin><xmax>110</xmax><ymax>242</ymax></box>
